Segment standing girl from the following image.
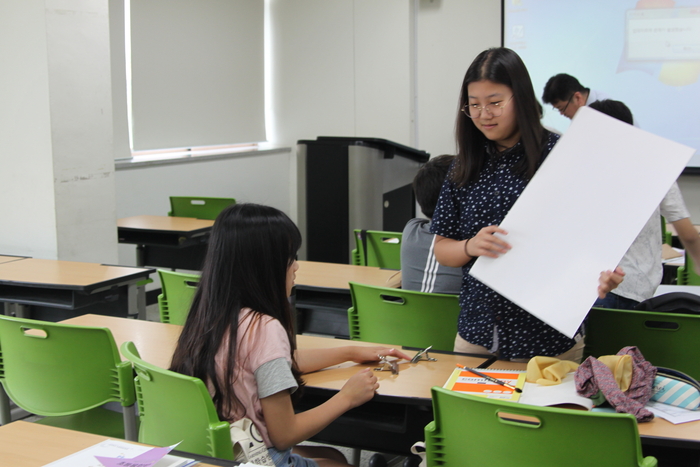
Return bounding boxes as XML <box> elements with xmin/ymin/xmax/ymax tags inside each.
<box><xmin>170</xmin><ymin>203</ymin><xmax>409</xmax><ymax>467</ymax></box>
<box><xmin>431</xmin><ymin>47</ymin><xmax>621</xmax><ymax>362</ymax></box>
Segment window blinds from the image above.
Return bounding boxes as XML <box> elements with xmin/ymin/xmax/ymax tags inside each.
<box><xmin>129</xmin><ymin>0</ymin><xmax>265</xmax><ymax>151</ymax></box>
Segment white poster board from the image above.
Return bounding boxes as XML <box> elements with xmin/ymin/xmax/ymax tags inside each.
<box><xmin>469</xmin><ymin>106</ymin><xmax>695</xmax><ymax>338</ymax></box>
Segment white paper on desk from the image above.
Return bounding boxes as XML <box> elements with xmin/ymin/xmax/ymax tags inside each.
<box><xmin>469</xmin><ymin>106</ymin><xmax>696</xmax><ymax>338</ymax></box>
<box><xmin>647</xmin><ymin>400</ymin><xmax>700</xmax><ymax>424</ymax></box>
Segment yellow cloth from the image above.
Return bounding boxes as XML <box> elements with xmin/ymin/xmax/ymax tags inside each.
<box><xmin>526</xmin><ymin>356</ymin><xmax>579</xmax><ymax>386</ymax></box>
<box><xmin>598</xmin><ymin>354</ymin><xmax>633</xmax><ymax>392</ymax></box>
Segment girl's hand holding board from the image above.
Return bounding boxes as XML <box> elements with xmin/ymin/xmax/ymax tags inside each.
<box><xmin>465</xmin><ymin>225</ymin><xmax>511</xmax><ymax>259</ymax></box>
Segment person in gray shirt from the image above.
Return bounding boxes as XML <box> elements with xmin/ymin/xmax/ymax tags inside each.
<box><xmin>401</xmin><ymin>155</ymin><xmax>462</xmax><ymax>295</ymax></box>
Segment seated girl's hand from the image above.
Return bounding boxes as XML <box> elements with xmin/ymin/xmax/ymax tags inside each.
<box><xmin>466</xmin><ymin>225</ymin><xmax>511</xmax><ymax>259</ymax></box>
<box><xmin>598</xmin><ymin>266</ymin><xmax>625</xmax><ymax>298</ymax></box>
<box><xmin>348</xmin><ymin>346</ymin><xmax>411</xmax><ymax>364</ymax></box>
<box><xmin>339</xmin><ymin>368</ymin><xmax>379</xmax><ymax>409</ymax></box>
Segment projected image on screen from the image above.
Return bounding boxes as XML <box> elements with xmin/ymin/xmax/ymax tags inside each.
<box><xmin>504</xmin><ymin>0</ymin><xmax>700</xmax><ymax>169</ymax></box>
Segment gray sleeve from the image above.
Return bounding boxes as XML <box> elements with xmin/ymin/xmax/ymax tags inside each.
<box><xmin>660</xmin><ymin>182</ymin><xmax>690</xmax><ymax>223</ymax></box>
<box><xmin>254</xmin><ymin>357</ymin><xmax>298</xmax><ymax>399</ymax></box>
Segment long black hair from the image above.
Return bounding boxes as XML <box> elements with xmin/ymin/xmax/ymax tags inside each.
<box><xmin>170</xmin><ymin>203</ymin><xmax>303</xmax><ymax>420</ymax></box>
<box><xmin>453</xmin><ymin>47</ymin><xmax>548</xmax><ymax>187</ymax></box>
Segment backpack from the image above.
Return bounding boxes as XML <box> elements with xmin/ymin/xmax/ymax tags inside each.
<box><xmin>634</xmin><ymin>292</ymin><xmax>700</xmax><ymax>315</ymax></box>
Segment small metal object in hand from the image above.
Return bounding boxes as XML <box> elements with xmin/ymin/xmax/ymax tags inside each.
<box><xmin>374</xmin><ymin>355</ymin><xmax>399</xmax><ymax>375</ymax></box>
<box><xmin>411</xmin><ymin>345</ymin><xmax>437</xmax><ymax>363</ymax></box>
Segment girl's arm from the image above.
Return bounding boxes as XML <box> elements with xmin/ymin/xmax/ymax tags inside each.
<box><xmin>260</xmin><ymin>368</ymin><xmax>378</xmax><ymax>449</ymax></box>
<box><xmin>295</xmin><ymin>346</ymin><xmax>411</xmax><ymax>374</ymax></box>
<box><xmin>434</xmin><ymin>226</ymin><xmax>511</xmax><ymax>267</ymax></box>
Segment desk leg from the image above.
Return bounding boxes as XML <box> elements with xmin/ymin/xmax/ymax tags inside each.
<box><xmin>123</xmin><ymin>404</ymin><xmax>138</xmax><ymax>441</ymax></box>
<box><xmin>3</xmin><ymin>303</ymin><xmax>29</xmax><ymax>318</ymax></box>
<box><xmin>0</xmin><ymin>386</ymin><xmax>10</xmax><ymax>425</ymax></box>
<box><xmin>136</xmin><ymin>244</ymin><xmax>146</xmax><ymax>268</ymax></box>
<box><xmin>127</xmin><ymin>283</ymin><xmax>146</xmax><ymax>320</ymax></box>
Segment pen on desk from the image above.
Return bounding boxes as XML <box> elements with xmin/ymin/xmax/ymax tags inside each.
<box><xmin>456</xmin><ymin>364</ymin><xmax>522</xmax><ymax>393</ymax></box>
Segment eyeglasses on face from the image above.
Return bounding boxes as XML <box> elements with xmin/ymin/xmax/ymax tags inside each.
<box><xmin>554</xmin><ymin>93</ymin><xmax>575</xmax><ymax>115</ymax></box>
<box><xmin>461</xmin><ymin>95</ymin><xmax>514</xmax><ymax>119</ymax></box>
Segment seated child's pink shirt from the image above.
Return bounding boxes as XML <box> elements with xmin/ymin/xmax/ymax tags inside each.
<box><xmin>214</xmin><ymin>309</ymin><xmax>295</xmax><ymax>446</ymax></box>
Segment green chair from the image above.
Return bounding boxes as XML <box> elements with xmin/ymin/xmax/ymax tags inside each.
<box><xmin>348</xmin><ymin>282</ymin><xmax>459</xmax><ymax>352</ymax></box>
<box><xmin>661</xmin><ymin>216</ymin><xmax>672</xmax><ymax>246</ymax></box>
<box><xmin>425</xmin><ymin>387</ymin><xmax>657</xmax><ymax>467</ymax></box>
<box><xmin>676</xmin><ymin>251</ymin><xmax>700</xmax><ymax>285</ymax></box>
<box><xmin>120</xmin><ymin>341</ymin><xmax>235</xmax><ymax>460</ymax></box>
<box><xmin>0</xmin><ymin>315</ymin><xmax>136</xmax><ymax>440</ymax></box>
<box><xmin>157</xmin><ymin>269</ymin><xmax>200</xmax><ymax>325</ymax></box>
<box><xmin>352</xmin><ymin>229</ymin><xmax>402</xmax><ymax>269</ymax></box>
<box><xmin>585</xmin><ymin>306</ymin><xmax>700</xmax><ymax>380</ymax></box>
<box><xmin>168</xmin><ymin>196</ymin><xmax>236</xmax><ymax>220</ymax></box>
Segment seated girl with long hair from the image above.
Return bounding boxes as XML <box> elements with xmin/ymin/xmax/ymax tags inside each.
<box><xmin>170</xmin><ymin>203</ymin><xmax>409</xmax><ymax>467</ymax></box>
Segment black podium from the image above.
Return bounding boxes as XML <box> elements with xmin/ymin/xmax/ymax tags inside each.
<box><xmin>298</xmin><ymin>137</ymin><xmax>429</xmax><ymax>264</ymax></box>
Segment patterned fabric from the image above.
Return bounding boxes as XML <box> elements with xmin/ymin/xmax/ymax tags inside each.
<box><xmin>431</xmin><ymin>131</ymin><xmax>577</xmax><ymax>359</ymax></box>
<box><xmin>575</xmin><ymin>346</ymin><xmax>656</xmax><ymax>422</ymax></box>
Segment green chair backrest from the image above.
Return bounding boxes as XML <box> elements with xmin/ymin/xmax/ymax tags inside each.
<box><xmin>676</xmin><ymin>251</ymin><xmax>700</xmax><ymax>285</ymax></box>
<box><xmin>585</xmin><ymin>306</ymin><xmax>700</xmax><ymax>381</ymax></box>
<box><xmin>168</xmin><ymin>196</ymin><xmax>236</xmax><ymax>220</ymax></box>
<box><xmin>0</xmin><ymin>315</ymin><xmax>136</xmax><ymax>439</ymax></box>
<box><xmin>352</xmin><ymin>229</ymin><xmax>402</xmax><ymax>269</ymax></box>
<box><xmin>158</xmin><ymin>269</ymin><xmax>201</xmax><ymax>325</ymax></box>
<box><xmin>348</xmin><ymin>282</ymin><xmax>459</xmax><ymax>352</ymax></box>
<box><xmin>661</xmin><ymin>216</ymin><xmax>672</xmax><ymax>245</ymax></box>
<box><xmin>120</xmin><ymin>341</ymin><xmax>235</xmax><ymax>460</ymax></box>
<box><xmin>426</xmin><ymin>387</ymin><xmax>656</xmax><ymax>467</ymax></box>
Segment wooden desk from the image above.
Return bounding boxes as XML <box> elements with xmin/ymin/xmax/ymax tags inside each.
<box><xmin>61</xmin><ymin>315</ymin><xmax>700</xmax><ymax>455</ymax></box>
<box><xmin>0</xmin><ymin>255</ymin><xmax>26</xmax><ymax>265</ymax></box>
<box><xmin>0</xmin><ymin>421</ymin><xmax>235</xmax><ymax>466</ymax></box>
<box><xmin>294</xmin><ymin>260</ymin><xmax>400</xmax><ymax>337</ymax></box>
<box><xmin>486</xmin><ymin>360</ymin><xmax>700</xmax><ymax>450</ymax></box>
<box><xmin>118</xmin><ymin>215</ymin><xmax>214</xmax><ymax>269</ymax></box>
<box><xmin>0</xmin><ymin>259</ymin><xmax>154</xmax><ymax>320</ymax></box>
<box><xmin>61</xmin><ymin>314</ymin><xmax>485</xmax><ymax>456</ymax></box>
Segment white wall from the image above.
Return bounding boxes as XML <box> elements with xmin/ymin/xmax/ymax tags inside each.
<box><xmin>0</xmin><ymin>0</ymin><xmax>118</xmax><ymax>263</ymax></box>
<box><xmin>269</xmin><ymin>0</ymin><xmax>501</xmax><ymax>157</ymax></box>
<box><xmin>115</xmin><ymin>149</ymin><xmax>292</xmax><ymax>266</ymax></box>
<box><xmin>0</xmin><ymin>0</ymin><xmax>57</xmax><ymax>258</ymax></box>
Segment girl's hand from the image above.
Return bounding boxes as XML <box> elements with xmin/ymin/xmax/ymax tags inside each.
<box><xmin>348</xmin><ymin>346</ymin><xmax>411</xmax><ymax>363</ymax></box>
<box><xmin>339</xmin><ymin>368</ymin><xmax>379</xmax><ymax>409</ymax></box>
<box><xmin>465</xmin><ymin>225</ymin><xmax>511</xmax><ymax>259</ymax></box>
<box><xmin>598</xmin><ymin>266</ymin><xmax>625</xmax><ymax>298</ymax></box>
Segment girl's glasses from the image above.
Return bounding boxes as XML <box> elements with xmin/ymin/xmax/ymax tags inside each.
<box><xmin>462</xmin><ymin>95</ymin><xmax>514</xmax><ymax>119</ymax></box>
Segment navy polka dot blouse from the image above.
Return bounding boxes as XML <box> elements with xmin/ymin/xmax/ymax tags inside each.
<box><xmin>431</xmin><ymin>131</ymin><xmax>577</xmax><ymax>359</ymax></box>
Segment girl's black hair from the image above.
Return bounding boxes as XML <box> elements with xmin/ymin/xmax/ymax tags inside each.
<box><xmin>170</xmin><ymin>203</ymin><xmax>303</xmax><ymax>420</ymax></box>
<box><xmin>453</xmin><ymin>47</ymin><xmax>549</xmax><ymax>187</ymax></box>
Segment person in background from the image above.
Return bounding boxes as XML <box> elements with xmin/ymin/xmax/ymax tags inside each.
<box><xmin>170</xmin><ymin>203</ymin><xmax>410</xmax><ymax>467</ymax></box>
<box><xmin>430</xmin><ymin>48</ymin><xmax>623</xmax><ymax>362</ymax></box>
<box><xmin>588</xmin><ymin>99</ymin><xmax>700</xmax><ymax>309</ymax></box>
<box><xmin>542</xmin><ymin>73</ymin><xmax>611</xmax><ymax>119</ymax></box>
<box><xmin>401</xmin><ymin>154</ymin><xmax>462</xmax><ymax>295</ymax></box>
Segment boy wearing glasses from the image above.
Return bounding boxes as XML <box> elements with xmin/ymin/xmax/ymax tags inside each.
<box><xmin>542</xmin><ymin>73</ymin><xmax>611</xmax><ymax>119</ymax></box>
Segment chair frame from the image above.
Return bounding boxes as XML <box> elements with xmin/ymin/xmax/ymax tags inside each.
<box><xmin>120</xmin><ymin>341</ymin><xmax>234</xmax><ymax>460</ymax></box>
<box><xmin>168</xmin><ymin>196</ymin><xmax>236</xmax><ymax>220</ymax></box>
<box><xmin>348</xmin><ymin>282</ymin><xmax>459</xmax><ymax>351</ymax></box>
<box><xmin>0</xmin><ymin>315</ymin><xmax>136</xmax><ymax>440</ymax></box>
<box><xmin>352</xmin><ymin>229</ymin><xmax>402</xmax><ymax>269</ymax></box>
<box><xmin>425</xmin><ymin>386</ymin><xmax>656</xmax><ymax>467</ymax></box>
<box><xmin>157</xmin><ymin>269</ymin><xmax>200</xmax><ymax>325</ymax></box>
<box><xmin>585</xmin><ymin>306</ymin><xmax>700</xmax><ymax>380</ymax></box>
